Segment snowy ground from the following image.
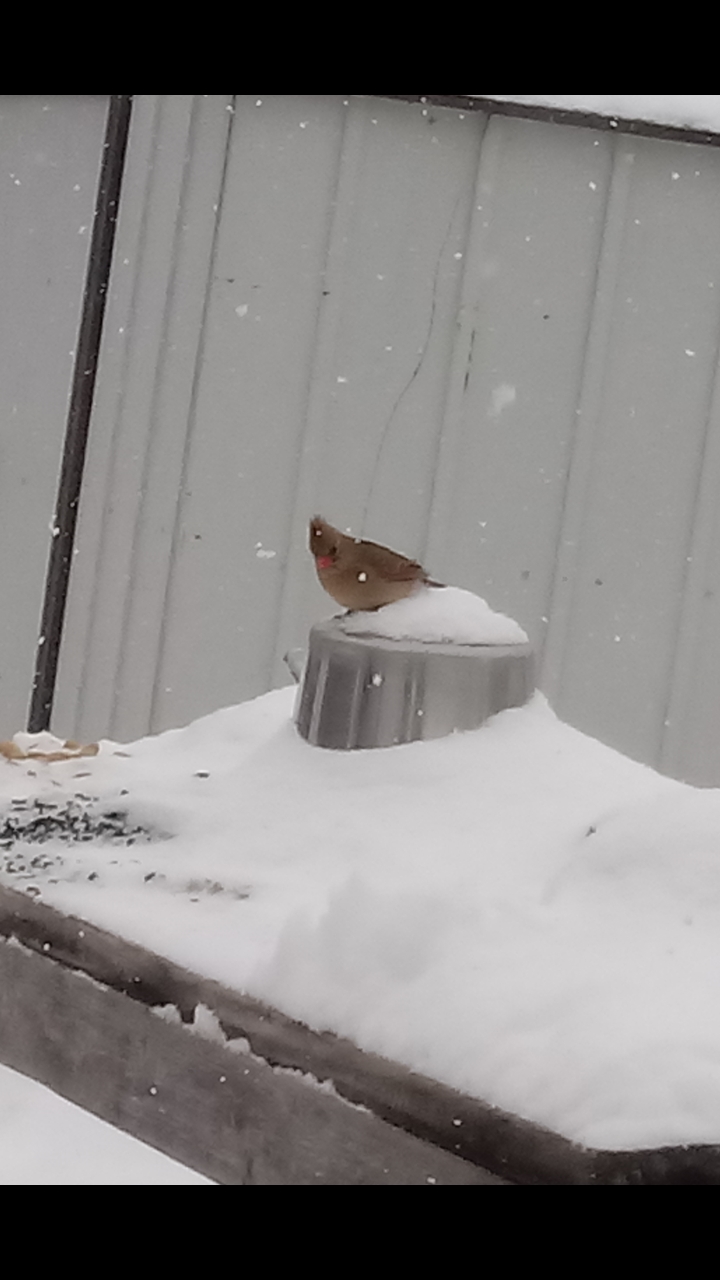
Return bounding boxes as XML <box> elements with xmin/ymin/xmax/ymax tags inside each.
<box><xmin>0</xmin><ymin>1065</ymin><xmax>212</xmax><ymax>1185</ymax></box>
<box><xmin>477</xmin><ymin>96</ymin><xmax>720</xmax><ymax>134</ymax></box>
<box><xmin>4</xmin><ymin>605</ymin><xmax>720</xmax><ymax>1154</ymax></box>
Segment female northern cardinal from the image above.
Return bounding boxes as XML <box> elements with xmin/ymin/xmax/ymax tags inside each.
<box><xmin>309</xmin><ymin>516</ymin><xmax>441</xmax><ymax>611</ymax></box>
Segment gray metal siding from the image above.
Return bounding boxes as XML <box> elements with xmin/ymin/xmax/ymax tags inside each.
<box><xmin>52</xmin><ymin>95</ymin><xmax>720</xmax><ymax>785</ymax></box>
<box><xmin>0</xmin><ymin>95</ymin><xmax>108</xmax><ymax>737</ymax></box>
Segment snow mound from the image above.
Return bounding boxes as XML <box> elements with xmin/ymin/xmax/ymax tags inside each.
<box><xmin>8</xmin><ymin>683</ymin><xmax>720</xmax><ymax>1152</ymax></box>
<box><xmin>478</xmin><ymin>95</ymin><xmax>720</xmax><ymax>134</ymax></box>
<box><xmin>338</xmin><ymin>586</ymin><xmax>529</xmax><ymax>646</ymax></box>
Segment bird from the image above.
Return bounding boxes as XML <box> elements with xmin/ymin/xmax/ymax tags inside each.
<box><xmin>309</xmin><ymin>516</ymin><xmax>442</xmax><ymax>612</ymax></box>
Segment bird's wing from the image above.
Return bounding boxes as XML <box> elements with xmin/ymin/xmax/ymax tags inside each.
<box><xmin>363</xmin><ymin>542</ymin><xmax>427</xmax><ymax>582</ymax></box>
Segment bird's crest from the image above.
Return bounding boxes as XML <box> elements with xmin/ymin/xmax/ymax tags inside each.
<box><xmin>309</xmin><ymin>516</ymin><xmax>340</xmax><ymax>559</ymax></box>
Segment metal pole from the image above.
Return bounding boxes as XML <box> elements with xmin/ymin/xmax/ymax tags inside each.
<box><xmin>375</xmin><ymin>95</ymin><xmax>720</xmax><ymax>149</ymax></box>
<box><xmin>28</xmin><ymin>95</ymin><xmax>133</xmax><ymax>734</ymax></box>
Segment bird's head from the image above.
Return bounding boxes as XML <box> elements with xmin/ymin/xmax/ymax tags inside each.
<box><xmin>309</xmin><ymin>516</ymin><xmax>340</xmax><ymax>570</ymax></box>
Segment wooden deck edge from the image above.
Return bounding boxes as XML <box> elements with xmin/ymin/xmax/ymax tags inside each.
<box><xmin>3</xmin><ymin>884</ymin><xmax>720</xmax><ymax>1184</ymax></box>
<box><xmin>0</xmin><ymin>884</ymin><xmax>586</xmax><ymax>1184</ymax></box>
<box><xmin>0</xmin><ymin>934</ymin><xmax>506</xmax><ymax>1185</ymax></box>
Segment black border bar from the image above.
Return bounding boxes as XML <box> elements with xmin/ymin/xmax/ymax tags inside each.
<box><xmin>377</xmin><ymin>95</ymin><xmax>720</xmax><ymax>149</ymax></box>
<box><xmin>28</xmin><ymin>95</ymin><xmax>133</xmax><ymax>734</ymax></box>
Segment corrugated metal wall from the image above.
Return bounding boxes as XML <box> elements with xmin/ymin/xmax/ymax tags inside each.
<box><xmin>52</xmin><ymin>95</ymin><xmax>720</xmax><ymax>785</ymax></box>
<box><xmin>0</xmin><ymin>95</ymin><xmax>108</xmax><ymax>738</ymax></box>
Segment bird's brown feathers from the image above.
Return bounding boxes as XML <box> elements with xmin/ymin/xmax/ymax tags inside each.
<box><xmin>309</xmin><ymin>516</ymin><xmax>436</xmax><ymax>611</ymax></box>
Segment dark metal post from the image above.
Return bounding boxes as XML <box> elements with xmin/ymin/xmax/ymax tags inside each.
<box><xmin>375</xmin><ymin>96</ymin><xmax>720</xmax><ymax>149</ymax></box>
<box><xmin>28</xmin><ymin>95</ymin><xmax>133</xmax><ymax>734</ymax></box>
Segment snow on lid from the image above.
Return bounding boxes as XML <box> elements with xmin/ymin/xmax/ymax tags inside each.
<box><xmin>475</xmin><ymin>96</ymin><xmax>720</xmax><ymax>135</ymax></box>
<box><xmin>339</xmin><ymin>586</ymin><xmax>529</xmax><ymax>646</ymax></box>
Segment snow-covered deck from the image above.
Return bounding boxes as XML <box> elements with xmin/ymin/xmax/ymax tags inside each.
<box><xmin>3</xmin><ymin>659</ymin><xmax>720</xmax><ymax>1158</ymax></box>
